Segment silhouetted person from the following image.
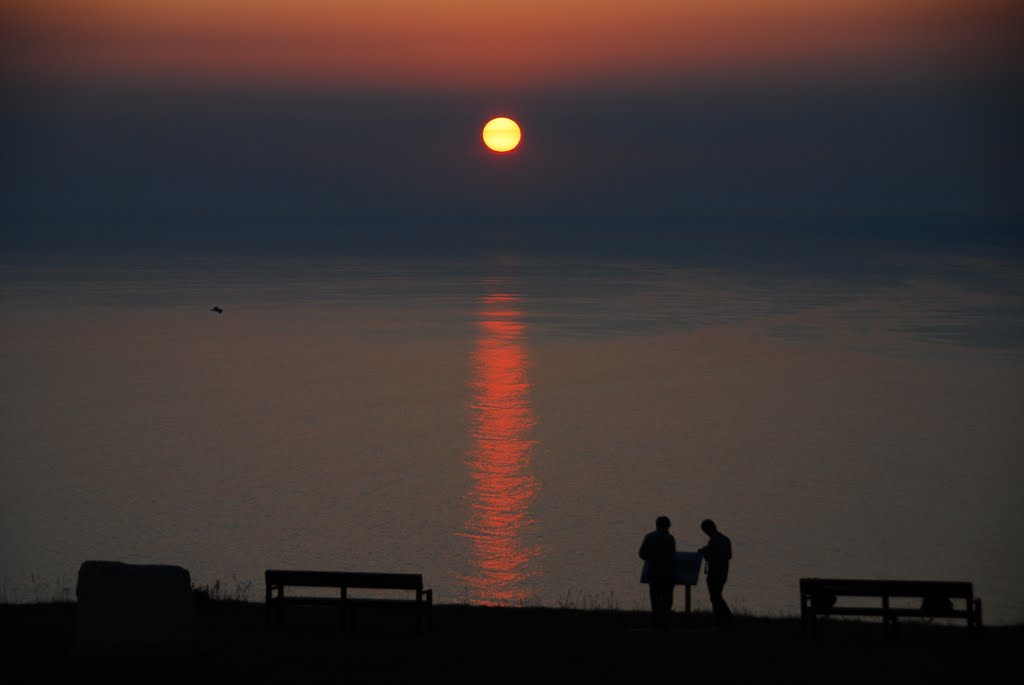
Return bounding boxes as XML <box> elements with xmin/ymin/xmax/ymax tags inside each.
<box><xmin>698</xmin><ymin>518</ymin><xmax>732</xmax><ymax>628</ymax></box>
<box><xmin>639</xmin><ymin>515</ymin><xmax>676</xmax><ymax>631</ymax></box>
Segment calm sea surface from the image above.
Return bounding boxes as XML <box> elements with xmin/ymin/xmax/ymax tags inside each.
<box><xmin>2</xmin><ymin>251</ymin><xmax>1023</xmax><ymax>623</ymax></box>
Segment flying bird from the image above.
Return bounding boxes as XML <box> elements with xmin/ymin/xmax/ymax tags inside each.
<box><xmin>210</xmin><ymin>306</ymin><xmax>223</xmax><ymax>313</ymax></box>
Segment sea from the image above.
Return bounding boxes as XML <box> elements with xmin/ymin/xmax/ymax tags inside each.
<box><xmin>2</xmin><ymin>247</ymin><xmax>1022</xmax><ymax>624</ymax></box>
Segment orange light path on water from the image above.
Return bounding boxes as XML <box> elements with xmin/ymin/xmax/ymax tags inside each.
<box><xmin>461</xmin><ymin>292</ymin><xmax>540</xmax><ymax>606</ymax></box>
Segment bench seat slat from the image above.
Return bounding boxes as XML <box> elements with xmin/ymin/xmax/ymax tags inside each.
<box><xmin>274</xmin><ymin>596</ymin><xmax>427</xmax><ymax>605</ymax></box>
<box><xmin>885</xmin><ymin>608</ymin><xmax>973</xmax><ymax>618</ymax></box>
<box><xmin>820</xmin><ymin>607</ymin><xmax>971</xmax><ymax>617</ymax></box>
<box><xmin>273</xmin><ymin>597</ymin><xmax>346</xmax><ymax>606</ymax></box>
<box><xmin>266</xmin><ymin>570</ymin><xmax>424</xmax><ymax>591</ymax></box>
<box><xmin>800</xmin><ymin>578</ymin><xmax>973</xmax><ymax>598</ymax></box>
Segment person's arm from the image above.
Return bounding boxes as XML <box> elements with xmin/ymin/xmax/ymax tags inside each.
<box><xmin>639</xmin><ymin>534</ymin><xmax>649</xmax><ymax>560</ymax></box>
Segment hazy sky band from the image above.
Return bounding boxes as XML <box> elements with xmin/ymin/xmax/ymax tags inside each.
<box><xmin>4</xmin><ymin>0</ymin><xmax>1021</xmax><ymax>88</ymax></box>
<box><xmin>2</xmin><ymin>0</ymin><xmax>1021</xmax><ymax>254</ymax></box>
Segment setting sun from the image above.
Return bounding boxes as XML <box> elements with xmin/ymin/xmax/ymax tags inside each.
<box><xmin>482</xmin><ymin>117</ymin><xmax>522</xmax><ymax>153</ymax></box>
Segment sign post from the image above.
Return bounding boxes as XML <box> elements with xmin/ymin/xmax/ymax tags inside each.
<box><xmin>641</xmin><ymin>551</ymin><xmax>703</xmax><ymax>613</ymax></box>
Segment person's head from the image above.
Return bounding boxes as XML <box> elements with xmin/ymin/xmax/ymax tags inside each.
<box><xmin>701</xmin><ymin>519</ymin><xmax>717</xmax><ymax>535</ymax></box>
<box><xmin>656</xmin><ymin>515</ymin><xmax>671</xmax><ymax>531</ymax></box>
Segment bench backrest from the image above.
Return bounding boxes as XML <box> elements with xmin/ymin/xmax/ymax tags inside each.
<box><xmin>800</xmin><ymin>578</ymin><xmax>973</xmax><ymax>599</ymax></box>
<box><xmin>266</xmin><ymin>570</ymin><xmax>424</xmax><ymax>591</ymax></box>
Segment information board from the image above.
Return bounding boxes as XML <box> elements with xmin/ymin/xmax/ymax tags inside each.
<box><xmin>640</xmin><ymin>551</ymin><xmax>703</xmax><ymax>585</ymax></box>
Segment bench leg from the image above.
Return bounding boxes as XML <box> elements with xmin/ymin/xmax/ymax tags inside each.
<box><xmin>265</xmin><ymin>586</ymin><xmax>285</xmax><ymax>628</ymax></box>
<box><xmin>882</xmin><ymin>595</ymin><xmax>890</xmax><ymax>639</ymax></box>
<box><xmin>265</xmin><ymin>584</ymin><xmax>272</xmax><ymax>627</ymax></box>
<box><xmin>800</xmin><ymin>599</ymin><xmax>816</xmax><ymax>637</ymax></box>
<box><xmin>416</xmin><ymin>600</ymin><xmax>432</xmax><ymax>632</ymax></box>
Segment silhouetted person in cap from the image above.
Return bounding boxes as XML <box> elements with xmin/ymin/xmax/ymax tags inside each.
<box><xmin>698</xmin><ymin>518</ymin><xmax>733</xmax><ymax>628</ymax></box>
<box><xmin>639</xmin><ymin>515</ymin><xmax>676</xmax><ymax>631</ymax></box>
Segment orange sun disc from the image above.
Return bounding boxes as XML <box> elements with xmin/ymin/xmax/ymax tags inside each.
<box><xmin>482</xmin><ymin>117</ymin><xmax>522</xmax><ymax>153</ymax></box>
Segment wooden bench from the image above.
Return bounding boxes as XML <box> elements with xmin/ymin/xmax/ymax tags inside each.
<box><xmin>265</xmin><ymin>570</ymin><xmax>433</xmax><ymax>632</ymax></box>
<box><xmin>800</xmin><ymin>578</ymin><xmax>981</xmax><ymax>637</ymax></box>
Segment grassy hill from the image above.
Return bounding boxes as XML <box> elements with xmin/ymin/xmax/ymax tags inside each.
<box><xmin>3</xmin><ymin>600</ymin><xmax>1020</xmax><ymax>683</ymax></box>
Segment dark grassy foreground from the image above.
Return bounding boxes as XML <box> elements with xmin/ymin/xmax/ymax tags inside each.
<box><xmin>2</xmin><ymin>600</ymin><xmax>1020</xmax><ymax>684</ymax></box>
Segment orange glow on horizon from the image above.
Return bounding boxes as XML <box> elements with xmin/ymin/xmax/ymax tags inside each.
<box><xmin>461</xmin><ymin>291</ymin><xmax>540</xmax><ymax>606</ymax></box>
<box><xmin>4</xmin><ymin>0</ymin><xmax>1019</xmax><ymax>88</ymax></box>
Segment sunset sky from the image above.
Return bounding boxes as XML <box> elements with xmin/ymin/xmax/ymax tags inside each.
<box><xmin>2</xmin><ymin>0</ymin><xmax>1021</xmax><ymax>255</ymax></box>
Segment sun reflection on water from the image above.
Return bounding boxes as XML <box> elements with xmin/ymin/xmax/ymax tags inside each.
<box><xmin>460</xmin><ymin>291</ymin><xmax>541</xmax><ymax>605</ymax></box>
